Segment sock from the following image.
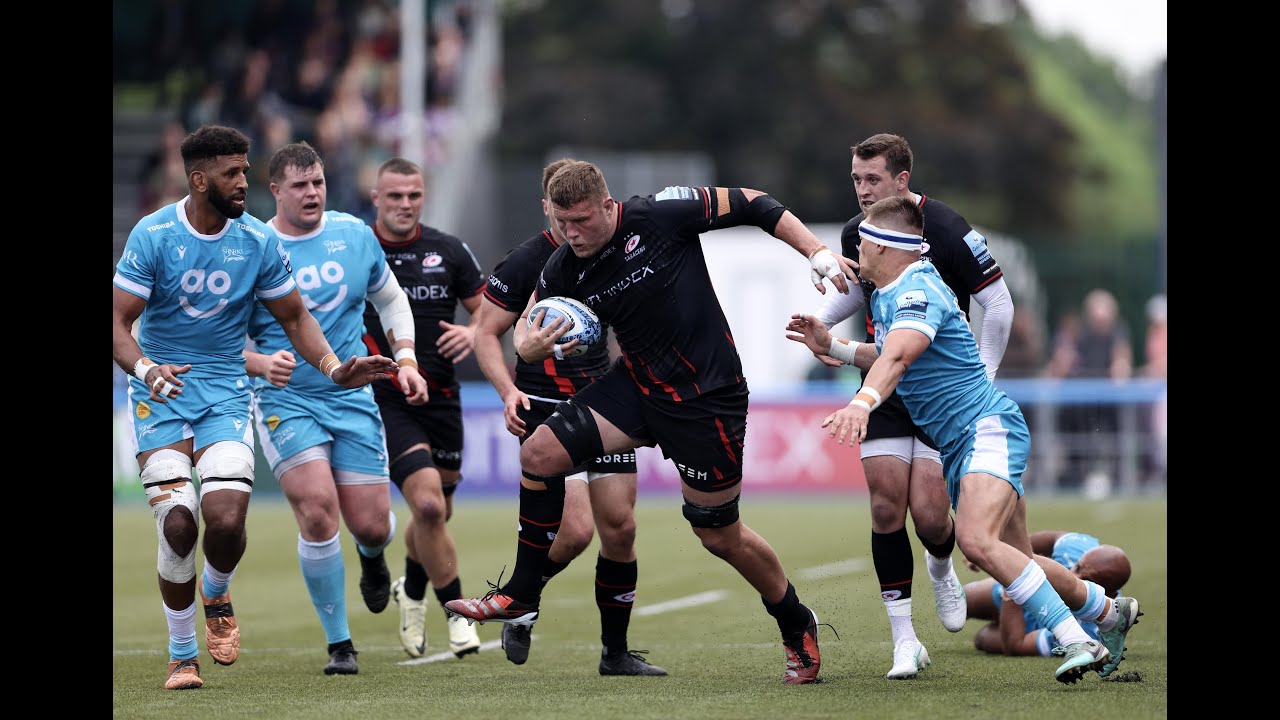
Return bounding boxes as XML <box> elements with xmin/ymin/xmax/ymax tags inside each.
<box><xmin>298</xmin><ymin>532</ymin><xmax>350</xmax><ymax>645</ymax></box>
<box><xmin>541</xmin><ymin>558</ymin><xmax>571</xmax><ymax>589</ymax></box>
<box><xmin>873</xmin><ymin>528</ymin><xmax>915</xmax><ymax>603</ymax></box>
<box><xmin>505</xmin><ymin>482</ymin><xmax>566</xmax><ymax>603</ymax></box>
<box><xmin>885</xmin><ymin>598</ymin><xmax>918</xmax><ymax>646</ymax></box>
<box><xmin>164</xmin><ymin>600</ymin><xmax>198</xmax><ymax>661</ymax></box>
<box><xmin>919</xmin><ymin>517</ymin><xmax>958</xmax><ymax>579</ymax></box>
<box><xmin>1074</xmin><ymin>580</ymin><xmax>1110</xmax><ymax>627</ymax></box>
<box><xmin>763</xmin><ymin>581</ymin><xmax>811</xmax><ymax>636</ymax></box>
<box><xmin>925</xmin><ymin>552</ymin><xmax>955</xmax><ymax>582</ymax></box>
<box><xmin>596</xmin><ymin>555</ymin><xmax>637</xmax><ymax>656</ymax></box>
<box><xmin>201</xmin><ymin>563</ymin><xmax>236</xmax><ymax>599</ymax></box>
<box><xmin>434</xmin><ymin>577</ymin><xmax>463</xmax><ymax>606</ymax></box>
<box><xmin>1006</xmin><ymin>560</ymin><xmax>1089</xmax><ymax>646</ymax></box>
<box><xmin>357</xmin><ymin>509</ymin><xmax>397</xmax><ymax>558</ymax></box>
<box><xmin>404</xmin><ymin>558</ymin><xmax>429</xmax><ymax>601</ymax></box>
<box><xmin>327</xmin><ymin>638</ymin><xmax>354</xmax><ymax>654</ymax></box>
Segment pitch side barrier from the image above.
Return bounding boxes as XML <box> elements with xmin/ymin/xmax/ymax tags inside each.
<box><xmin>111</xmin><ymin>378</ymin><xmax>1166</xmax><ymax>499</ymax></box>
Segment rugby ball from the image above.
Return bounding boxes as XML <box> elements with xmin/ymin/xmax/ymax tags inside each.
<box><xmin>528</xmin><ymin>296</ymin><xmax>602</xmax><ymax>357</ymax></box>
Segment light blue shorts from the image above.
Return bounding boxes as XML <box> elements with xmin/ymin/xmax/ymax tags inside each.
<box><xmin>252</xmin><ymin>383</ymin><xmax>389</xmax><ymax>481</ymax></box>
<box><xmin>127</xmin><ymin>375</ymin><xmax>254</xmax><ymax>455</ymax></box>
<box><xmin>943</xmin><ymin>406</ymin><xmax>1030</xmax><ymax>509</ymax></box>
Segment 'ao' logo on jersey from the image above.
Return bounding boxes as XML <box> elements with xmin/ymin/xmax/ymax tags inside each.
<box><xmin>180</xmin><ymin>268</ymin><xmax>231</xmax><ymax>319</ymax></box>
<box><xmin>296</xmin><ymin>260</ymin><xmax>349</xmax><ymax>312</ymax></box>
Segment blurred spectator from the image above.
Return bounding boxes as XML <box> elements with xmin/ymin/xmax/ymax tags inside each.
<box><xmin>1141</xmin><ymin>294</ymin><xmax>1167</xmax><ymax>379</ymax></box>
<box><xmin>1048</xmin><ymin>289</ymin><xmax>1133</xmax><ymax>494</ymax></box>
<box><xmin>1140</xmin><ymin>294</ymin><xmax>1167</xmax><ymax>488</ymax></box>
<box><xmin>138</xmin><ymin>120</ymin><xmax>189</xmax><ymax>213</ymax></box>
<box><xmin>998</xmin><ymin>309</ymin><xmax>1046</xmax><ymax>378</ymax></box>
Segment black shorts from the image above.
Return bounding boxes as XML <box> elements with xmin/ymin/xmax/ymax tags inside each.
<box><xmin>374</xmin><ymin>385</ymin><xmax>464</xmax><ymax>473</ymax></box>
<box><xmin>519</xmin><ymin>396</ymin><xmax>637</xmax><ymax>476</ymax></box>
<box><xmin>865</xmin><ymin>390</ymin><xmax>939</xmax><ymax>450</ymax></box>
<box><xmin>569</xmin><ymin>359</ymin><xmax>748</xmax><ymax>493</ymax></box>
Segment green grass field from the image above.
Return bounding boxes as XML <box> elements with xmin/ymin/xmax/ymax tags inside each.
<box><xmin>113</xmin><ymin>495</ymin><xmax>1167</xmax><ymax>719</ymax></box>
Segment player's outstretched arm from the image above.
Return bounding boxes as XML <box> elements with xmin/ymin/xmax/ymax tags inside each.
<box><xmin>263</xmin><ymin>289</ymin><xmax>396</xmax><ymax>388</ymax></box>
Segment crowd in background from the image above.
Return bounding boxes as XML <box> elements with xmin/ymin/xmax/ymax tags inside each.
<box><xmin>134</xmin><ymin>0</ymin><xmax>474</xmax><ymax>223</ymax></box>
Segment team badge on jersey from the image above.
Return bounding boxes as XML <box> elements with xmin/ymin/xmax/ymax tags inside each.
<box><xmin>896</xmin><ymin>289</ymin><xmax>928</xmax><ymax>320</ymax></box>
<box><xmin>422</xmin><ymin>254</ymin><xmax>443</xmax><ymax>269</ymax></box>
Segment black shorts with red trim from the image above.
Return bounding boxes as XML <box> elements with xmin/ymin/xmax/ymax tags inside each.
<box><xmin>572</xmin><ymin>360</ymin><xmax>748</xmax><ymax>493</ymax></box>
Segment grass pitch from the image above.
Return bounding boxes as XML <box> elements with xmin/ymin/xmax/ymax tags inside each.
<box><xmin>114</xmin><ymin>495</ymin><xmax>1167</xmax><ymax>719</ymax></box>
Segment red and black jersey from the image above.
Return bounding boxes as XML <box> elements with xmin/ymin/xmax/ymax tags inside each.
<box><xmin>484</xmin><ymin>229</ymin><xmax>612</xmax><ymax>400</ymax></box>
<box><xmin>840</xmin><ymin>194</ymin><xmax>1002</xmax><ymax>337</ymax></box>
<box><xmin>537</xmin><ymin>186</ymin><xmax>751</xmax><ymax>402</ymax></box>
<box><xmin>363</xmin><ymin>223</ymin><xmax>486</xmax><ymax>391</ymax></box>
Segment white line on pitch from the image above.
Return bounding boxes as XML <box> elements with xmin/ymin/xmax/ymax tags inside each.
<box><xmin>634</xmin><ymin>590</ymin><xmax>729</xmax><ymax>617</ymax></box>
<box><xmin>797</xmin><ymin>558</ymin><xmax>868</xmax><ymax>580</ymax></box>
<box><xmin>400</xmin><ymin>638</ymin><xmax>507</xmax><ymax>665</ymax></box>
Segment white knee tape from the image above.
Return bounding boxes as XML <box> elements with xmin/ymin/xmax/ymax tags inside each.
<box><xmin>196</xmin><ymin>441</ymin><xmax>256</xmax><ymax>498</ymax></box>
<box><xmin>142</xmin><ymin>450</ymin><xmax>198</xmax><ymax>583</ymax></box>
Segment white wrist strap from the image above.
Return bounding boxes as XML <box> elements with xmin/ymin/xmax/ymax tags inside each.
<box><xmin>850</xmin><ymin>385</ymin><xmax>883</xmax><ymax>412</ymax></box>
<box><xmin>133</xmin><ymin>357</ymin><xmax>156</xmax><ymax>382</ymax></box>
<box><xmin>552</xmin><ymin>343</ymin><xmax>566</xmax><ymax>361</ymax></box>
<box><xmin>827</xmin><ymin>338</ymin><xmax>859</xmax><ymax>365</ymax></box>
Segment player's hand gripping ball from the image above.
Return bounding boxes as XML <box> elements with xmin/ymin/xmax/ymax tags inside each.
<box><xmin>528</xmin><ymin>296</ymin><xmax>602</xmax><ymax>358</ymax></box>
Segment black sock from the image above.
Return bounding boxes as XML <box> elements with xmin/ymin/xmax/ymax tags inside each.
<box><xmin>327</xmin><ymin>639</ymin><xmax>354</xmax><ymax>654</ymax></box>
<box><xmin>762</xmin><ymin>581</ymin><xmax>810</xmax><ymax>635</ymax></box>
<box><xmin>595</xmin><ymin>555</ymin><xmax>637</xmax><ymax>656</ymax></box>
<box><xmin>917</xmin><ymin>517</ymin><xmax>957</xmax><ymax>559</ymax></box>
<box><xmin>505</xmin><ymin>482</ymin><xmax>566</xmax><ymax>604</ymax></box>
<box><xmin>541</xmin><ymin>558</ymin><xmax>571</xmax><ymax>589</ymax></box>
<box><xmin>872</xmin><ymin>528</ymin><xmax>914</xmax><ymax>601</ymax></box>
<box><xmin>404</xmin><ymin>558</ymin><xmax>429</xmax><ymax>601</ymax></box>
<box><xmin>434</xmin><ymin>576</ymin><xmax>462</xmax><ymax>606</ymax></box>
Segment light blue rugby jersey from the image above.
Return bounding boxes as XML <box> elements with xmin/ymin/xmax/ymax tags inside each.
<box><xmin>869</xmin><ymin>260</ymin><xmax>1012</xmax><ymax>457</ymax></box>
<box><xmin>248</xmin><ymin>211</ymin><xmax>392</xmax><ymax>393</ymax></box>
<box><xmin>1052</xmin><ymin>532</ymin><xmax>1101</xmax><ymax>570</ymax></box>
<box><xmin>113</xmin><ymin>197</ymin><xmax>296</xmax><ymax>379</ymax></box>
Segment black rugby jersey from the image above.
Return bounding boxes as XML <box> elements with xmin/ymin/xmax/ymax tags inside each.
<box><xmin>484</xmin><ymin>229</ymin><xmax>612</xmax><ymax>400</ymax></box>
<box><xmin>537</xmin><ymin>187</ymin><xmax>753</xmax><ymax>402</ymax></box>
<box><xmin>841</xmin><ymin>194</ymin><xmax>1002</xmax><ymax>338</ymax></box>
<box><xmin>363</xmin><ymin>223</ymin><xmax>486</xmax><ymax>392</ymax></box>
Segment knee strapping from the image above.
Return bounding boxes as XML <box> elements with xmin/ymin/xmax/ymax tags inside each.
<box><xmin>522</xmin><ymin>470</ymin><xmax>567</xmax><ymax>492</ymax></box>
<box><xmin>390</xmin><ymin>448</ymin><xmax>434</xmax><ymax>486</ymax></box>
<box><xmin>546</xmin><ymin>401</ymin><xmax>605</xmax><ymax>467</ymax></box>
<box><xmin>196</xmin><ymin>441</ymin><xmax>255</xmax><ymax>497</ymax></box>
<box><xmin>142</xmin><ymin>450</ymin><xmax>199</xmax><ymax>583</ymax></box>
<box><xmin>682</xmin><ymin>495</ymin><xmax>741</xmax><ymax>529</ymax></box>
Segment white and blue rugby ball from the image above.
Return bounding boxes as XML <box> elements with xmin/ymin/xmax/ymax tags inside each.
<box><xmin>528</xmin><ymin>296</ymin><xmax>602</xmax><ymax>357</ymax></box>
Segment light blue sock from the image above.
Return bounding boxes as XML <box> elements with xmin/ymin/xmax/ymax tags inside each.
<box><xmin>1005</xmin><ymin>560</ymin><xmax>1073</xmax><ymax>636</ymax></box>
<box><xmin>357</xmin><ymin>509</ymin><xmax>397</xmax><ymax>558</ymax></box>
<box><xmin>164</xmin><ymin>601</ymin><xmax>199</xmax><ymax>661</ymax></box>
<box><xmin>298</xmin><ymin>532</ymin><xmax>350</xmax><ymax>645</ymax></box>
<box><xmin>201</xmin><ymin>563</ymin><xmax>236</xmax><ymax>599</ymax></box>
<box><xmin>1073</xmin><ymin>580</ymin><xmax>1107</xmax><ymax>625</ymax></box>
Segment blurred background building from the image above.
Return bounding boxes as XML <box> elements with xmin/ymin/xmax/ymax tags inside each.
<box><xmin>113</xmin><ymin>0</ymin><xmax>1166</xmax><ymax>497</ymax></box>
